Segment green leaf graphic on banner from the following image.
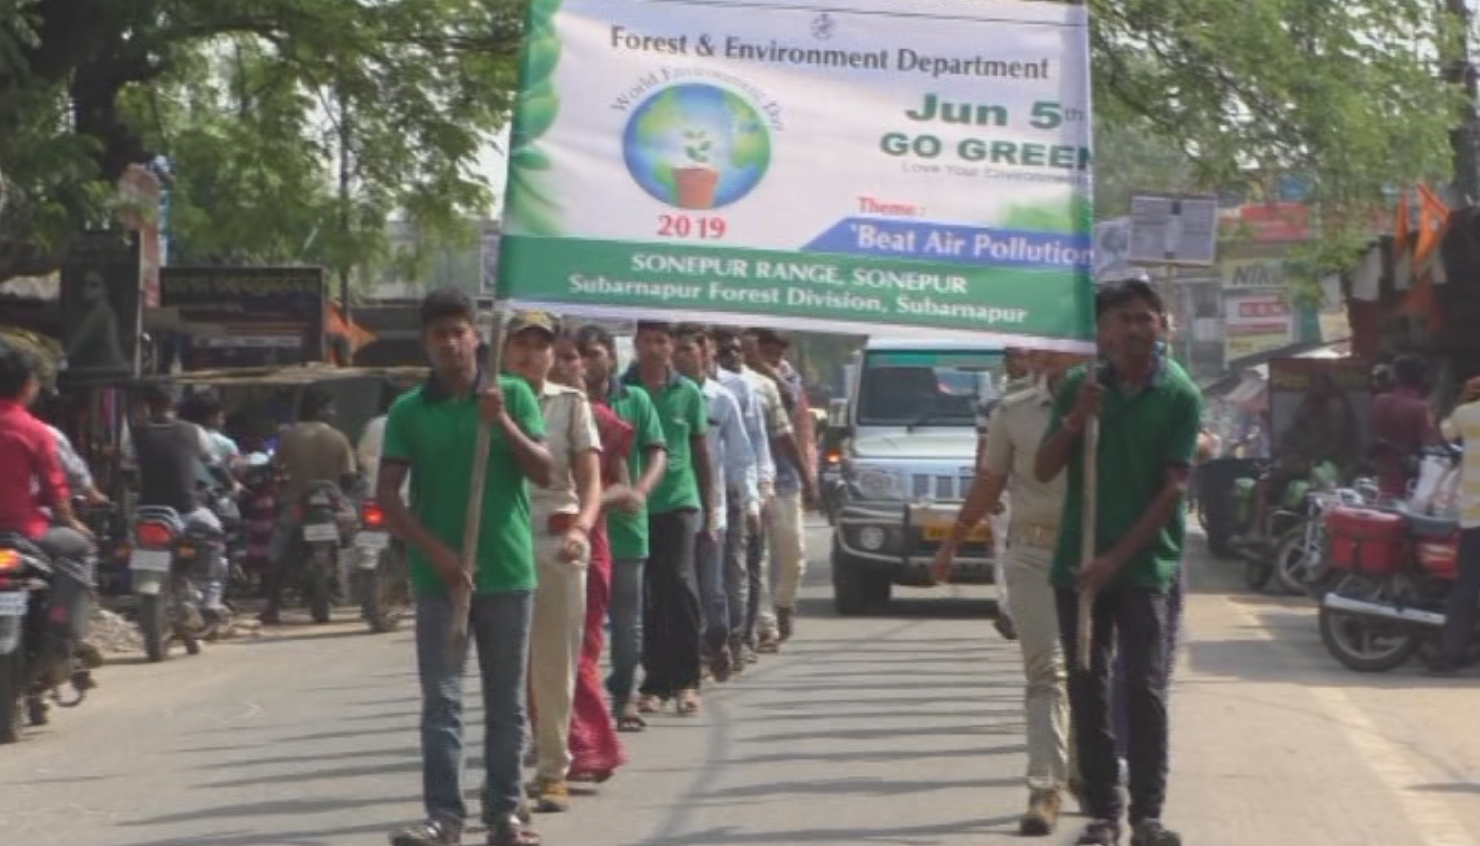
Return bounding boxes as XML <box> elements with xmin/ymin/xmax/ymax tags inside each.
<box><xmin>1001</xmin><ymin>195</ymin><xmax>1092</xmax><ymax>234</ymax></box>
<box><xmin>523</xmin><ymin>34</ymin><xmax>563</xmax><ymax>87</ymax></box>
<box><xmin>505</xmin><ymin>0</ymin><xmax>565</xmax><ymax>236</ymax></box>
<box><xmin>511</xmin><ymin>146</ymin><xmax>551</xmax><ymax>171</ymax></box>
<box><xmin>507</xmin><ymin>169</ymin><xmax>563</xmax><ymax>236</ymax></box>
<box><xmin>517</xmin><ymin>82</ymin><xmax>561</xmax><ymax>145</ymax></box>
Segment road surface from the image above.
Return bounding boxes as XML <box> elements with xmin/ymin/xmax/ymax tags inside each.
<box><xmin>0</xmin><ymin>521</ymin><xmax>1477</xmax><ymax>846</ymax></box>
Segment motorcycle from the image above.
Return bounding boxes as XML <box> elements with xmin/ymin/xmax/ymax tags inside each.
<box><xmin>1237</xmin><ymin>460</ymin><xmax>1340</xmax><ymax>592</ymax></box>
<box><xmin>0</xmin><ymin>535</ymin><xmax>98</xmax><ymax>743</ymax></box>
<box><xmin>291</xmin><ymin>481</ymin><xmax>355</xmax><ymax>625</ymax></box>
<box><xmin>352</xmin><ymin>499</ymin><xmax>409</xmax><ymax>633</ymax></box>
<box><xmin>129</xmin><ymin>509</ymin><xmax>224</xmax><ymax>661</ymax></box>
<box><xmin>1317</xmin><ymin>503</ymin><xmax>1478</xmax><ymax>672</ymax></box>
<box><xmin>1269</xmin><ymin>478</ymin><xmax>1379</xmax><ymax>598</ymax></box>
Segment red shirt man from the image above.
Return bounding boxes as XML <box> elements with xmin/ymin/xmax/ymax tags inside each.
<box><xmin>0</xmin><ymin>391</ymin><xmax>68</xmax><ymax>541</ymax></box>
<box><xmin>1371</xmin><ymin>355</ymin><xmax>1436</xmax><ymax>497</ymax></box>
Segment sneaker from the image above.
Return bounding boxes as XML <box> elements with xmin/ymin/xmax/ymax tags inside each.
<box><xmin>527</xmin><ymin>778</ymin><xmax>570</xmax><ymax>813</ymax></box>
<box><xmin>1019</xmin><ymin>788</ymin><xmax>1062</xmax><ymax>836</ymax></box>
<box><xmin>1130</xmin><ymin>820</ymin><xmax>1181</xmax><ymax>846</ymax></box>
<box><xmin>1076</xmin><ymin>819</ymin><xmax>1121</xmax><ymax>846</ymax></box>
<box><xmin>389</xmin><ymin>819</ymin><xmax>462</xmax><ymax>846</ymax></box>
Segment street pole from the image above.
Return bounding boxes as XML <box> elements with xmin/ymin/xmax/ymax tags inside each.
<box><xmin>1447</xmin><ymin>0</ymin><xmax>1480</xmax><ymax>204</ymax></box>
<box><xmin>337</xmin><ymin>87</ymin><xmax>354</xmax><ymax>363</ymax></box>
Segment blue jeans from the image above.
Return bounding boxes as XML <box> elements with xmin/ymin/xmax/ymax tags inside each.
<box><xmin>695</xmin><ymin>526</ymin><xmax>730</xmax><ymax>649</ymax></box>
<box><xmin>1113</xmin><ymin>564</ymin><xmax>1185</xmax><ymax>761</ymax></box>
<box><xmin>414</xmin><ymin>589</ymin><xmax>533</xmax><ymax>828</ymax></box>
<box><xmin>605</xmin><ymin>558</ymin><xmax>645</xmax><ymax>717</ymax></box>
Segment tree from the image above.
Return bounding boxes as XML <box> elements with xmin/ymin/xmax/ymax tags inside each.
<box><xmin>0</xmin><ymin>0</ymin><xmax>524</xmax><ymax>282</ymax></box>
<box><xmin>1091</xmin><ymin>0</ymin><xmax>1463</xmax><ymax>263</ymax></box>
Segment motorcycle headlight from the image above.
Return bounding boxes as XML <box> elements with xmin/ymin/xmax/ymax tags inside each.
<box><xmin>849</xmin><ymin>464</ymin><xmax>903</xmax><ymax>500</ymax></box>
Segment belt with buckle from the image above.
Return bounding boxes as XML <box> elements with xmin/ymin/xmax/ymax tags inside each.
<box><xmin>1008</xmin><ymin>522</ymin><xmax>1059</xmax><ymax>549</ymax></box>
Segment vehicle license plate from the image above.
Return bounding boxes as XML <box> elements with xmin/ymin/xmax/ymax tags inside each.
<box><xmin>129</xmin><ymin>550</ymin><xmax>173</xmax><ymax>573</ymax></box>
<box><xmin>303</xmin><ymin>523</ymin><xmax>339</xmax><ymax>543</ymax></box>
<box><xmin>923</xmin><ymin>522</ymin><xmax>990</xmax><ymax>543</ymax></box>
<box><xmin>0</xmin><ymin>592</ymin><xmax>27</xmax><ymax>617</ymax></box>
<box><xmin>356</xmin><ymin>532</ymin><xmax>390</xmax><ymax>551</ymax></box>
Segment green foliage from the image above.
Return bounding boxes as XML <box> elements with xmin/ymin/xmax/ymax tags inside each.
<box><xmin>1091</xmin><ymin>0</ymin><xmax>1462</xmax><ymax>265</ymax></box>
<box><xmin>0</xmin><ymin>0</ymin><xmax>526</xmax><ymax>282</ymax></box>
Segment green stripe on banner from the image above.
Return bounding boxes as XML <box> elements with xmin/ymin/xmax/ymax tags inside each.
<box><xmin>501</xmin><ymin>234</ymin><xmax>1093</xmax><ymax>341</ymax></box>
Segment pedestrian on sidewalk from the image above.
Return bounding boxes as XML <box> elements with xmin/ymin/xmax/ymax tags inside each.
<box><xmin>744</xmin><ymin>328</ymin><xmax>818</xmax><ymax>645</ymax></box>
<box><xmin>711</xmin><ymin>327</ymin><xmax>773</xmax><ymax>671</ymax></box>
<box><xmin>1034</xmin><ymin>278</ymin><xmax>1202</xmax><ymax>846</ymax></box>
<box><xmin>674</xmin><ymin>324</ymin><xmax>758</xmax><ymax>683</ymax></box>
<box><xmin>505</xmin><ymin>311</ymin><xmax>603</xmax><ymax>815</ymax></box>
<box><xmin>549</xmin><ymin>331</ymin><xmax>629</xmax><ymax>785</ymax></box>
<box><xmin>1431</xmin><ymin>375</ymin><xmax>1480</xmax><ymax>676</ymax></box>
<box><xmin>624</xmin><ymin>321</ymin><xmax>714</xmax><ymax>717</ymax></box>
<box><xmin>933</xmin><ymin>348</ymin><xmax>1086</xmax><ymax>836</ymax></box>
<box><xmin>381</xmin><ymin>288</ymin><xmax>554</xmax><ymax>846</ymax></box>
<box><xmin>714</xmin><ymin>328</ymin><xmax>790</xmax><ymax>656</ymax></box>
<box><xmin>574</xmin><ymin>325</ymin><xmax>667</xmax><ymax>732</ymax></box>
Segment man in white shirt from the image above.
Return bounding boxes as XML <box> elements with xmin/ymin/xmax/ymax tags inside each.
<box><xmin>713</xmin><ymin>327</ymin><xmax>793</xmax><ymax>655</ymax></box>
<box><xmin>1433</xmin><ymin>376</ymin><xmax>1480</xmax><ymax>675</ymax></box>
<box><xmin>674</xmin><ymin>325</ymin><xmax>757</xmax><ymax>682</ymax></box>
<box><xmin>714</xmin><ymin>334</ymin><xmax>771</xmax><ymax>668</ymax></box>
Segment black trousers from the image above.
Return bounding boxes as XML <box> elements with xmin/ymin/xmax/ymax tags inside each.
<box><xmin>1056</xmin><ymin>584</ymin><xmax>1170</xmax><ymax>825</ymax></box>
<box><xmin>640</xmin><ymin>508</ymin><xmax>702</xmax><ymax>697</ymax></box>
<box><xmin>1441</xmin><ymin>528</ymin><xmax>1480</xmax><ymax>663</ymax></box>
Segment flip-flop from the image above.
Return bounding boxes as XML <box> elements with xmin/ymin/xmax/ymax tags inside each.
<box><xmin>616</xmin><ymin>707</ymin><xmax>648</xmax><ymax>732</ymax></box>
<box><xmin>676</xmin><ymin>689</ymin><xmax>701</xmax><ymax>716</ymax></box>
<box><xmin>636</xmin><ymin>694</ymin><xmax>664</xmax><ymax>714</ymax></box>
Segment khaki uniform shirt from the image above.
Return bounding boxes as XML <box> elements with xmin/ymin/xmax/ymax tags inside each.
<box><xmin>982</xmin><ymin>378</ymin><xmax>1066</xmax><ymax>531</ymax></box>
<box><xmin>529</xmin><ymin>382</ymin><xmax>600</xmax><ymax>520</ymax></box>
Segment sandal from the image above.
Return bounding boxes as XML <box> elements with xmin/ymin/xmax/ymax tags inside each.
<box><xmin>636</xmin><ymin>694</ymin><xmax>665</xmax><ymax>714</ymax></box>
<box><xmin>676</xmin><ymin>689</ymin><xmax>701</xmax><ymax>716</ymax></box>
<box><xmin>617</xmin><ymin>705</ymin><xmax>648</xmax><ymax>732</ymax></box>
<box><xmin>709</xmin><ymin>644</ymin><xmax>734</xmax><ymax>683</ymax></box>
<box><xmin>489</xmin><ymin>815</ymin><xmax>541</xmax><ymax>846</ymax></box>
<box><xmin>567</xmin><ymin>768</ymin><xmax>613</xmax><ymax>784</ymax></box>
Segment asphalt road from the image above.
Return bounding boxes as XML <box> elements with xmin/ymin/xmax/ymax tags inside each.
<box><xmin>1</xmin><ymin>521</ymin><xmax>1478</xmax><ymax>846</ymax></box>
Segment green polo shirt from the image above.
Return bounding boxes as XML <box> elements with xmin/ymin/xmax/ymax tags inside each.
<box><xmin>381</xmin><ymin>372</ymin><xmax>546</xmax><ymax>596</ymax></box>
<box><xmin>621</xmin><ymin>366</ymin><xmax>707</xmax><ymax>514</ymax></box>
<box><xmin>1047</xmin><ymin>358</ymin><xmax>1202</xmax><ymax>592</ymax></box>
<box><xmin>605</xmin><ymin>382</ymin><xmax>667</xmax><ymax>560</ymax></box>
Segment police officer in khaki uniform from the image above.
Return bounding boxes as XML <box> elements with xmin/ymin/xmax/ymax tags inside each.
<box><xmin>934</xmin><ymin>348</ymin><xmax>1085</xmax><ymax>837</ymax></box>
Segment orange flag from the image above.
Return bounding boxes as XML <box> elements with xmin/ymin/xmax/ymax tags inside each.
<box><xmin>1414</xmin><ymin>184</ymin><xmax>1450</xmax><ymax>266</ymax></box>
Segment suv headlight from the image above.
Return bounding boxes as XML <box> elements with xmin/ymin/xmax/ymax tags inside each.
<box><xmin>848</xmin><ymin>464</ymin><xmax>904</xmax><ymax>500</ymax></box>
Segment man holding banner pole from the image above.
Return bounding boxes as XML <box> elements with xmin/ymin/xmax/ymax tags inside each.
<box><xmin>1035</xmin><ymin>279</ymin><xmax>1200</xmax><ymax>846</ymax></box>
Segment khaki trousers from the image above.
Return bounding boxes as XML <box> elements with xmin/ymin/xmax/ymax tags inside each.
<box><xmin>768</xmin><ymin>492</ymin><xmax>807</xmax><ymax>609</ymax></box>
<box><xmin>1003</xmin><ymin>540</ymin><xmax>1072</xmax><ymax>791</ymax></box>
<box><xmin>529</xmin><ymin>534</ymin><xmax>589</xmax><ymax>781</ymax></box>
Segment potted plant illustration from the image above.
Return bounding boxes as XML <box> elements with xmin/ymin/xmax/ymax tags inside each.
<box><xmin>671</xmin><ymin>129</ymin><xmax>720</xmax><ymax>210</ymax></box>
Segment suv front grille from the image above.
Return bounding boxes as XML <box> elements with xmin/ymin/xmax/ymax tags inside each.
<box><xmin>911</xmin><ymin>473</ymin><xmax>975</xmax><ymax>501</ymax></box>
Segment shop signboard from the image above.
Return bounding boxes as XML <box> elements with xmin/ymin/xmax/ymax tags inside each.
<box><xmin>160</xmin><ymin>266</ymin><xmax>327</xmax><ymax>369</ymax></box>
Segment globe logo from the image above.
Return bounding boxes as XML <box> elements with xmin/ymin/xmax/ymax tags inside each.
<box><xmin>622</xmin><ymin>83</ymin><xmax>772</xmax><ymax>210</ymax></box>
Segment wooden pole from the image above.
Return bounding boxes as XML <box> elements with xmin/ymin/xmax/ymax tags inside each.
<box><xmin>1077</xmin><ymin>415</ymin><xmax>1098</xmax><ymax>671</ymax></box>
<box><xmin>450</xmin><ymin>309</ymin><xmax>506</xmax><ymax>655</ymax></box>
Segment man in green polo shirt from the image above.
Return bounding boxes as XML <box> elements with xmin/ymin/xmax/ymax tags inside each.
<box><xmin>622</xmin><ymin>320</ymin><xmax>714</xmax><ymax>716</ymax></box>
<box><xmin>1034</xmin><ymin>278</ymin><xmax>1201</xmax><ymax>846</ymax></box>
<box><xmin>378</xmin><ymin>287</ymin><xmax>554</xmax><ymax>846</ymax></box>
<box><xmin>573</xmin><ymin>324</ymin><xmax>668</xmax><ymax>732</ymax></box>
